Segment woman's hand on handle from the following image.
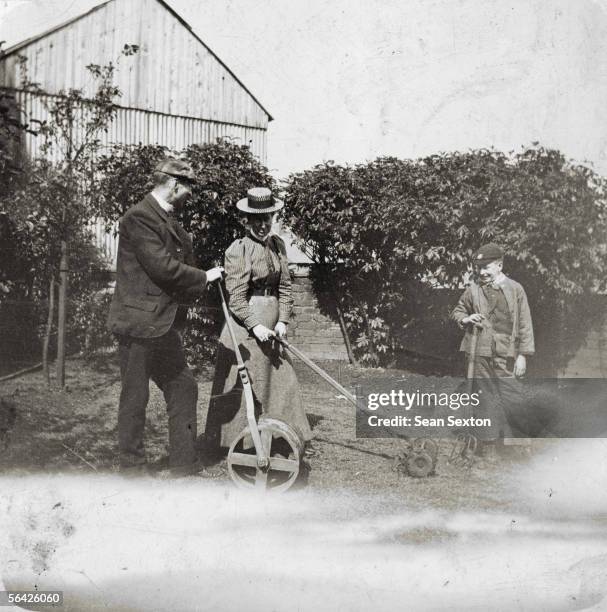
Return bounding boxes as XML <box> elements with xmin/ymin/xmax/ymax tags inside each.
<box><xmin>252</xmin><ymin>324</ymin><xmax>275</xmax><ymax>343</ymax></box>
<box><xmin>274</xmin><ymin>321</ymin><xmax>288</xmax><ymax>339</ymax></box>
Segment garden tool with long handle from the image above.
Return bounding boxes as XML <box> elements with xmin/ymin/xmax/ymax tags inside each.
<box><xmin>276</xmin><ymin>337</ymin><xmax>437</xmax><ymax>478</ymax></box>
<box><xmin>275</xmin><ymin>337</ymin><xmax>358</xmax><ymax>407</ymax></box>
<box><xmin>449</xmin><ymin>324</ymin><xmax>481</xmax><ymax>465</ymax></box>
<box><xmin>215</xmin><ymin>280</ymin><xmax>306</xmax><ymax>492</ymax></box>
<box><xmin>467</xmin><ymin>324</ymin><xmax>480</xmax><ymax>386</ymax></box>
<box><xmin>215</xmin><ymin>280</ymin><xmax>268</xmax><ymax>469</ymax></box>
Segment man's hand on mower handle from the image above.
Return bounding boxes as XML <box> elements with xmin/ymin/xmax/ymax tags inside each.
<box><xmin>462</xmin><ymin>313</ymin><xmax>484</xmax><ymax>327</ymax></box>
<box><xmin>206</xmin><ymin>266</ymin><xmax>225</xmax><ymax>284</ymax></box>
<box><xmin>252</xmin><ymin>324</ymin><xmax>275</xmax><ymax>343</ymax></box>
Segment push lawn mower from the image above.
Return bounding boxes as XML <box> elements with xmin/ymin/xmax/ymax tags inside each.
<box><xmin>216</xmin><ymin>280</ymin><xmax>438</xmax><ymax>492</ymax></box>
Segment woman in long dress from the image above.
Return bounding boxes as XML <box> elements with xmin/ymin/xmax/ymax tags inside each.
<box><xmin>204</xmin><ymin>187</ymin><xmax>313</xmax><ymax>452</ymax></box>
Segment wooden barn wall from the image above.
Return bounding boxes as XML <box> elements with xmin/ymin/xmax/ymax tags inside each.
<box><xmin>0</xmin><ymin>0</ymin><xmax>269</xmax><ymax>129</ymax></box>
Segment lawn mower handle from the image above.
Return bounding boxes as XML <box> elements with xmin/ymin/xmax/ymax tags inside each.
<box><xmin>215</xmin><ymin>280</ymin><xmax>268</xmax><ymax>468</ymax></box>
<box><xmin>467</xmin><ymin>325</ymin><xmax>480</xmax><ymax>380</ymax></box>
<box><xmin>275</xmin><ymin>337</ymin><xmax>359</xmax><ymax>408</ymax></box>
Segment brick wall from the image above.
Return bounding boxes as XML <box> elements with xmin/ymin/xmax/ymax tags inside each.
<box><xmin>285</xmin><ymin>269</ymin><xmax>607</xmax><ymax>376</ymax></box>
<box><xmin>289</xmin><ymin>275</ymin><xmax>349</xmax><ymax>361</ymax></box>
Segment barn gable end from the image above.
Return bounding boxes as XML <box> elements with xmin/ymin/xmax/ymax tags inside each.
<box><xmin>0</xmin><ymin>0</ymin><xmax>271</xmax><ymax>129</ymax></box>
<box><xmin>0</xmin><ymin>0</ymin><xmax>272</xmax><ymax>262</ymax></box>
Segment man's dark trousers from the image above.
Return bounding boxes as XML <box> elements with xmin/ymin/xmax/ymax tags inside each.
<box><xmin>108</xmin><ymin>193</ymin><xmax>208</xmax><ymax>471</ymax></box>
<box><xmin>117</xmin><ymin>328</ymin><xmax>197</xmax><ymax>469</ymax></box>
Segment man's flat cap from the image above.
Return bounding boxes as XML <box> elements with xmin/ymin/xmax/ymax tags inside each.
<box><xmin>473</xmin><ymin>242</ymin><xmax>504</xmax><ymax>263</ymax></box>
<box><xmin>155</xmin><ymin>159</ymin><xmax>197</xmax><ymax>182</ymax></box>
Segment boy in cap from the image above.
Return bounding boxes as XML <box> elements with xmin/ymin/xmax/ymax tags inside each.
<box><xmin>108</xmin><ymin>158</ymin><xmax>224</xmax><ymax>477</ymax></box>
<box><xmin>451</xmin><ymin>243</ymin><xmax>535</xmax><ymax>459</ymax></box>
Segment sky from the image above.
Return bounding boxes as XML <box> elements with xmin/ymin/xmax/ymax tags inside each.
<box><xmin>1</xmin><ymin>0</ymin><xmax>607</xmax><ymax>179</ymax></box>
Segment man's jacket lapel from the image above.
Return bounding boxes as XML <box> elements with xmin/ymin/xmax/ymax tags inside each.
<box><xmin>143</xmin><ymin>194</ymin><xmax>183</xmax><ymax>245</ymax></box>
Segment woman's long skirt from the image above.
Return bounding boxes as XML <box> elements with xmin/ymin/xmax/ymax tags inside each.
<box><xmin>205</xmin><ymin>295</ymin><xmax>313</xmax><ymax>449</ymax></box>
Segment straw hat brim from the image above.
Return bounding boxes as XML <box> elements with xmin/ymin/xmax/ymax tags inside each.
<box><xmin>236</xmin><ymin>197</ymin><xmax>284</xmax><ymax>214</ymax></box>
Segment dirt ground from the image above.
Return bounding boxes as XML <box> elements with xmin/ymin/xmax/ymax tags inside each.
<box><xmin>3</xmin><ymin>355</ymin><xmax>607</xmax><ymax>611</ymax></box>
<box><xmin>0</xmin><ymin>353</ymin><xmax>539</xmax><ymax>512</ymax></box>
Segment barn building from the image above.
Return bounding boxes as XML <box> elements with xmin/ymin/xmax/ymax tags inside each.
<box><xmin>0</xmin><ymin>0</ymin><xmax>271</xmax><ymax>154</ymax></box>
<box><xmin>0</xmin><ymin>0</ymin><xmax>350</xmax><ymax>362</ymax></box>
<box><xmin>0</xmin><ymin>0</ymin><xmax>272</xmax><ymax>262</ymax></box>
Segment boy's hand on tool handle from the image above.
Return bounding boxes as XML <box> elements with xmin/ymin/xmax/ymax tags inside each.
<box><xmin>514</xmin><ymin>354</ymin><xmax>526</xmax><ymax>378</ymax></box>
<box><xmin>274</xmin><ymin>321</ymin><xmax>288</xmax><ymax>339</ymax></box>
<box><xmin>206</xmin><ymin>266</ymin><xmax>225</xmax><ymax>283</ymax></box>
<box><xmin>252</xmin><ymin>324</ymin><xmax>275</xmax><ymax>343</ymax></box>
<box><xmin>462</xmin><ymin>313</ymin><xmax>484</xmax><ymax>327</ymax></box>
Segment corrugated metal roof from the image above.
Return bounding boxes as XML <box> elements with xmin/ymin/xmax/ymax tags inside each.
<box><xmin>1</xmin><ymin>1</ymin><xmax>111</xmax><ymax>56</ymax></box>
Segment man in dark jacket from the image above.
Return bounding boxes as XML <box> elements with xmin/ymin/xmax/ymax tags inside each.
<box><xmin>451</xmin><ymin>243</ymin><xmax>535</xmax><ymax>459</ymax></box>
<box><xmin>108</xmin><ymin>159</ymin><xmax>224</xmax><ymax>476</ymax></box>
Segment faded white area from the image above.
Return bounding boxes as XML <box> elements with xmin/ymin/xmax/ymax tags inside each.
<box><xmin>1</xmin><ymin>439</ymin><xmax>607</xmax><ymax>611</ymax></box>
<box><xmin>2</xmin><ymin>0</ymin><xmax>607</xmax><ymax>178</ymax></box>
<box><xmin>513</xmin><ymin>439</ymin><xmax>607</xmax><ymax>517</ymax></box>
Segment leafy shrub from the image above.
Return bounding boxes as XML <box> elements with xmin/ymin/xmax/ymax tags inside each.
<box><xmin>94</xmin><ymin>139</ymin><xmax>275</xmax><ymax>365</ymax></box>
<box><xmin>68</xmin><ymin>287</ymin><xmax>114</xmax><ymax>355</ymax></box>
<box><xmin>283</xmin><ymin>147</ymin><xmax>607</xmax><ymax>367</ymax></box>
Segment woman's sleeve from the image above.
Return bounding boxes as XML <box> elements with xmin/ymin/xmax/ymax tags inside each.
<box><xmin>276</xmin><ymin>237</ymin><xmax>294</xmax><ymax>323</ymax></box>
<box><xmin>225</xmin><ymin>241</ymin><xmax>260</xmax><ymax>330</ymax></box>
